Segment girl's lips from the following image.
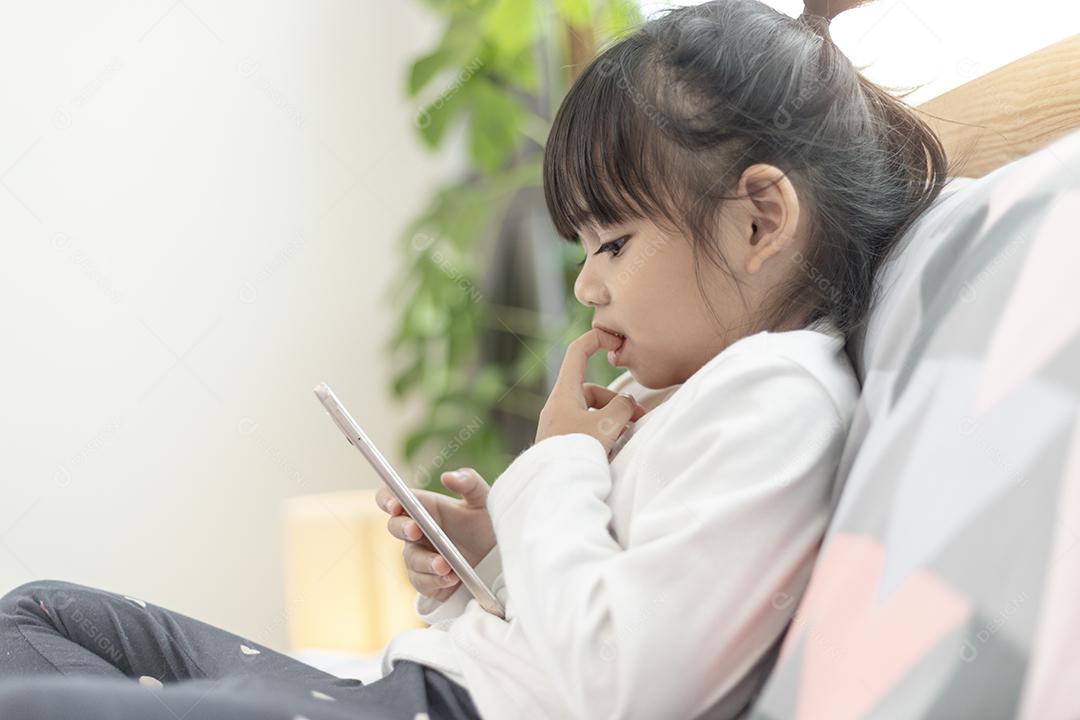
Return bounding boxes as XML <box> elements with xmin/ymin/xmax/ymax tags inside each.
<box><xmin>594</xmin><ymin>326</ymin><xmax>627</xmax><ymax>342</ymax></box>
<box><xmin>594</xmin><ymin>326</ymin><xmax>629</xmax><ymax>366</ymax></box>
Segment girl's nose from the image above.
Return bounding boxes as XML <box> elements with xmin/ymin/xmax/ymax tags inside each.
<box><xmin>574</xmin><ymin>264</ymin><xmax>609</xmax><ymax>307</ymax></box>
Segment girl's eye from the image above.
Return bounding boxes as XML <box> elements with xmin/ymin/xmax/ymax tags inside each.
<box><xmin>575</xmin><ymin>235</ymin><xmax>630</xmax><ymax>266</ymax></box>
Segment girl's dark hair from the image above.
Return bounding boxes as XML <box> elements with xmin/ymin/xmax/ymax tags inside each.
<box><xmin>542</xmin><ymin>0</ymin><xmax>949</xmax><ymax>337</ymax></box>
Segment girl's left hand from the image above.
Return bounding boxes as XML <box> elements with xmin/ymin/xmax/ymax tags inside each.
<box><xmin>535</xmin><ymin>328</ymin><xmax>647</xmax><ymax>455</ymax></box>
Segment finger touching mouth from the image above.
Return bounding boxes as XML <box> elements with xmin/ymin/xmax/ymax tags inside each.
<box><xmin>593</xmin><ymin>325</ymin><xmax>629</xmax><ymax>366</ymax></box>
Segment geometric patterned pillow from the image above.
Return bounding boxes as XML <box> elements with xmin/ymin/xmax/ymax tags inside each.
<box><xmin>749</xmin><ymin>127</ymin><xmax>1080</xmax><ymax>720</ymax></box>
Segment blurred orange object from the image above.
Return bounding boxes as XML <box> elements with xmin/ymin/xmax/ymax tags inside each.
<box><xmin>282</xmin><ymin>489</ymin><xmax>424</xmax><ymax>654</ymax></box>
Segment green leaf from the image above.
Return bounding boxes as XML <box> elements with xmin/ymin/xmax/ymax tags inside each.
<box><xmin>483</xmin><ymin>0</ymin><xmax>539</xmax><ymax>56</ymax></box>
<box><xmin>415</xmin><ymin>0</ymin><xmax>494</xmax><ymax>17</ymax></box>
<box><xmin>408</xmin><ymin>178</ymin><xmax>490</xmax><ymax>255</ymax></box>
<box><xmin>408</xmin><ymin>48</ymin><xmax>455</xmax><ymax>97</ymax></box>
<box><xmin>410</xmin><ymin>12</ymin><xmax>489</xmax><ymax>99</ymax></box>
<box><xmin>392</xmin><ymin>355</ymin><xmax>425</xmax><ymax>398</ymax></box>
<box><xmin>556</xmin><ymin>0</ymin><xmax>592</xmax><ymax>26</ymax></box>
<box><xmin>468</xmin><ymin>79</ymin><xmax>523</xmax><ymax>171</ymax></box>
<box><xmin>475</xmin><ymin>365</ymin><xmax>506</xmax><ymax>402</ymax></box>
<box><xmin>497</xmin><ymin>45</ymin><xmax>540</xmax><ymax>90</ymax></box>
<box><xmin>388</xmin><ymin>315</ymin><xmax>415</xmax><ymax>353</ymax></box>
<box><xmin>442</xmin><ymin>185</ymin><xmax>495</xmax><ymax>251</ymax></box>
<box><xmin>416</xmin><ymin>76</ymin><xmax>472</xmax><ymax>148</ymax></box>
<box><xmin>597</xmin><ymin>0</ymin><xmax>643</xmax><ymax>39</ymax></box>
<box><xmin>406</xmin><ymin>291</ymin><xmax>449</xmax><ymax>337</ymax></box>
<box><xmin>421</xmin><ymin>360</ymin><xmax>451</xmax><ymax>396</ymax></box>
<box><xmin>404</xmin><ymin>426</ymin><xmax>443</xmax><ymax>462</ymax></box>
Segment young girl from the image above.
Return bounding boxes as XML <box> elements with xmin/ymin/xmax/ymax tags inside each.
<box><xmin>0</xmin><ymin>1</ymin><xmax>945</xmax><ymax>718</ymax></box>
<box><xmin>378</xmin><ymin>1</ymin><xmax>945</xmax><ymax>718</ymax></box>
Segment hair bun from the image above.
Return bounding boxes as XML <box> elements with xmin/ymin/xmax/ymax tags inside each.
<box><xmin>799</xmin><ymin>0</ymin><xmax>873</xmax><ymax>35</ymax></box>
<box><xmin>797</xmin><ymin>8</ymin><xmax>832</xmax><ymax>39</ymax></box>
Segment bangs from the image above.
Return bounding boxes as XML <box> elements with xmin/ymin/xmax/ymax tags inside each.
<box><xmin>542</xmin><ymin>39</ymin><xmax>685</xmax><ymax>242</ymax></box>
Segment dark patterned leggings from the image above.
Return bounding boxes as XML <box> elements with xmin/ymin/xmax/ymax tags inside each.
<box><xmin>0</xmin><ymin>579</ymin><xmax>482</xmax><ymax>720</ymax></box>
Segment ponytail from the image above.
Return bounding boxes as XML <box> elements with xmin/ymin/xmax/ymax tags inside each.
<box><xmin>795</xmin><ymin>0</ymin><xmax>949</xmax><ymax>333</ymax></box>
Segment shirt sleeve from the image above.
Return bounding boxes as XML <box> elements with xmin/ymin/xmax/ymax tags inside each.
<box><xmin>486</xmin><ymin>352</ymin><xmax>849</xmax><ymax>720</ymax></box>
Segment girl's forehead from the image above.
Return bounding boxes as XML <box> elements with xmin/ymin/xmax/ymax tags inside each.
<box><xmin>574</xmin><ymin>220</ymin><xmax>602</xmax><ymax>245</ymax></box>
<box><xmin>578</xmin><ymin>218</ymin><xmax>636</xmax><ymax>239</ymax></box>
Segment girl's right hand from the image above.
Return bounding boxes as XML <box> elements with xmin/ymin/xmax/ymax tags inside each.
<box><xmin>375</xmin><ymin>468</ymin><xmax>496</xmax><ymax>602</ymax></box>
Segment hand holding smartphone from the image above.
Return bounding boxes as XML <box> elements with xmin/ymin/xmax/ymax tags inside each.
<box><xmin>377</xmin><ymin>471</ymin><xmax>496</xmax><ymax>602</ymax></box>
<box><xmin>314</xmin><ymin>382</ymin><xmax>505</xmax><ymax>619</ymax></box>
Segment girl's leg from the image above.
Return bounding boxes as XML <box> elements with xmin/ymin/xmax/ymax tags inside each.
<box><xmin>0</xmin><ymin>579</ymin><xmax>350</xmax><ymax>688</ymax></box>
<box><xmin>0</xmin><ymin>662</ymin><xmax>480</xmax><ymax>720</ymax></box>
<box><xmin>0</xmin><ymin>674</ymin><xmax>382</xmax><ymax>720</ymax></box>
<box><xmin>0</xmin><ymin>579</ymin><xmax>482</xmax><ymax>719</ymax></box>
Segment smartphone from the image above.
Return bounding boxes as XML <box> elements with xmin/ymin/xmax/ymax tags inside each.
<box><xmin>313</xmin><ymin>382</ymin><xmax>505</xmax><ymax>619</ymax></box>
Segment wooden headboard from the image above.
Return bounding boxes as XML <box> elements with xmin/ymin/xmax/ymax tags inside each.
<box><xmin>916</xmin><ymin>33</ymin><xmax>1080</xmax><ymax>178</ymax></box>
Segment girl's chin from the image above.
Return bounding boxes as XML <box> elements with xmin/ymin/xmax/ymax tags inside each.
<box><xmin>627</xmin><ymin>366</ymin><xmax>672</xmax><ymax>391</ymax></box>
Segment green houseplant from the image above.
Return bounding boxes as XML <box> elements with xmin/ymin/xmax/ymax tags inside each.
<box><xmin>387</xmin><ymin>0</ymin><xmax>642</xmax><ymax>492</ymax></box>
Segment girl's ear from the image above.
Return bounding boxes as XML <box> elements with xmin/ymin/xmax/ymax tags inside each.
<box><xmin>737</xmin><ymin>164</ymin><xmax>801</xmax><ymax>275</ymax></box>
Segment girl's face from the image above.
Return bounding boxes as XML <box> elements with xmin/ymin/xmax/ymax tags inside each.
<box><xmin>574</xmin><ymin>218</ymin><xmax>737</xmax><ymax>389</ymax></box>
<box><xmin>573</xmin><ymin>165</ymin><xmax>808</xmax><ymax>390</ymax></box>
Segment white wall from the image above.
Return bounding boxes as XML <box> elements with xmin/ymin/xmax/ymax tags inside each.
<box><xmin>0</xmin><ymin>0</ymin><xmax>460</xmax><ymax>650</ymax></box>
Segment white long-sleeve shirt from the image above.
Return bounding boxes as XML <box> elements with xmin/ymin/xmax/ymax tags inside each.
<box><xmin>380</xmin><ymin>318</ymin><xmax>859</xmax><ymax>720</ymax></box>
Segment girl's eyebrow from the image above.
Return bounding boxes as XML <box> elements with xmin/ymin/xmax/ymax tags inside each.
<box><xmin>579</xmin><ymin>222</ymin><xmax>631</xmax><ymax>248</ymax></box>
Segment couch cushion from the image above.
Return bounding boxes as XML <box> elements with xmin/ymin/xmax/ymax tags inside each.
<box><xmin>749</xmin><ymin>127</ymin><xmax>1080</xmax><ymax>720</ymax></box>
